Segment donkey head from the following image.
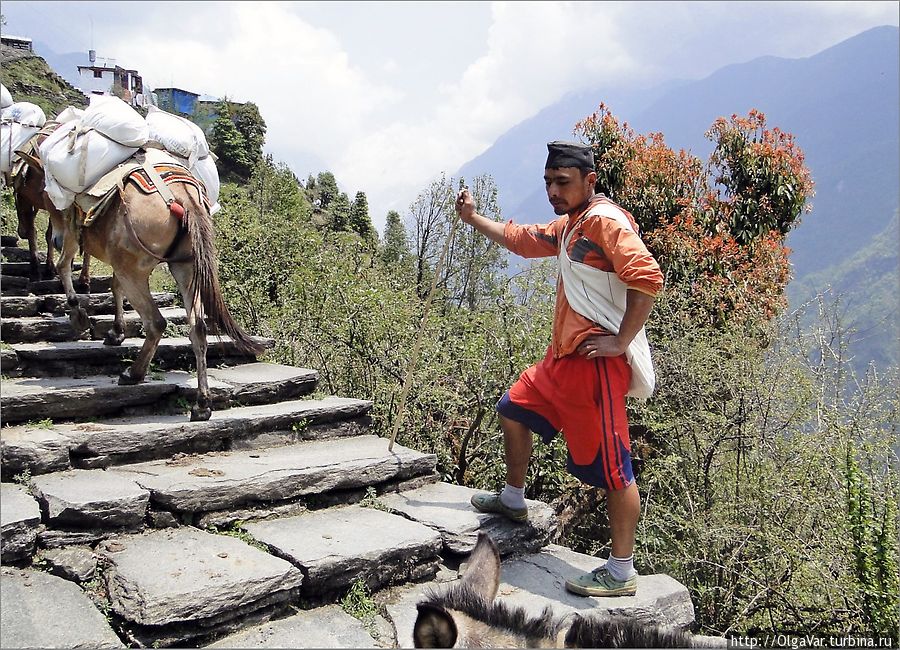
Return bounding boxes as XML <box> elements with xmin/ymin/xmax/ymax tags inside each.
<box><xmin>413</xmin><ymin>532</ymin><xmax>709</xmax><ymax>648</ymax></box>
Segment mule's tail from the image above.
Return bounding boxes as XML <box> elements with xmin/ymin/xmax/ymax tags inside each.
<box><xmin>184</xmin><ymin>195</ymin><xmax>266</xmax><ymax>357</ymax></box>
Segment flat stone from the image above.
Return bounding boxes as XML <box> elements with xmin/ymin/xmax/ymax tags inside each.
<box><xmin>1</xmin><ymin>294</ymin><xmax>40</xmax><ymax>316</ymax></box>
<box><xmin>38</xmin><ymin>291</ymin><xmax>176</xmax><ymax>316</ymax></box>
<box><xmin>1</xmin><ymin>346</ymin><xmax>19</xmax><ymax>371</ymax></box>
<box><xmin>207</xmin><ymin>362</ymin><xmax>318</xmax><ymax>404</ymax></box>
<box><xmin>108</xmin><ymin>435</ymin><xmax>436</xmax><ymax>513</ymax></box>
<box><xmin>377</xmin><ymin>481</ymin><xmax>557</xmax><ymax>556</ymax></box>
<box><xmin>0</xmin><ymin>567</ymin><xmax>124</xmax><ymax>648</ymax></box>
<box><xmin>245</xmin><ymin>504</ymin><xmax>443</xmax><ymax>596</ymax></box>
<box><xmin>9</xmin><ymin>335</ymin><xmax>273</xmax><ymax>377</ymax></box>
<box><xmin>1</xmin><ymin>274</ymin><xmax>29</xmax><ymax>290</ymax></box>
<box><xmin>1</xmin><ymin>482</ymin><xmax>41</xmax><ymax>562</ymax></box>
<box><xmin>30</xmin><ymin>468</ymin><xmax>150</xmax><ymax>528</ymax></box>
<box><xmin>207</xmin><ymin>604</ymin><xmax>377</xmax><ymax>648</ymax></box>
<box><xmin>69</xmin><ymin>396</ymin><xmax>371</xmax><ymax>457</ymax></box>
<box><xmin>1</xmin><ymin>374</ymin><xmax>181</xmax><ymax>423</ymax></box>
<box><xmin>98</xmin><ymin>527</ymin><xmax>304</xmax><ymax>627</ymax></box>
<box><xmin>0</xmin><ymin>423</ymin><xmax>72</xmax><ymax>475</ymax></box>
<box><xmin>1</xmin><ymin>246</ymin><xmax>46</xmax><ymax>263</ymax></box>
<box><xmin>29</xmin><ymin>274</ymin><xmax>114</xmax><ymax>295</ymax></box>
<box><xmin>2</xmin><ymin>261</ymin><xmax>36</xmax><ymax>276</ymax></box>
<box><xmin>1</xmin><ymin>307</ymin><xmax>188</xmax><ymax>343</ymax></box>
<box><xmin>41</xmin><ymin>545</ymin><xmax>97</xmax><ymax>582</ymax></box>
<box><xmin>495</xmin><ymin>544</ymin><xmax>695</xmax><ymax>628</ymax></box>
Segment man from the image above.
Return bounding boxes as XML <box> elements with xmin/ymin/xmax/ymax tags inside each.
<box><xmin>455</xmin><ymin>140</ymin><xmax>662</xmax><ymax>597</ymax></box>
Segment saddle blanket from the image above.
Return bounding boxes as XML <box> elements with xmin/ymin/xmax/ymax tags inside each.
<box><xmin>75</xmin><ymin>148</ymin><xmax>210</xmax><ymax>227</ymax></box>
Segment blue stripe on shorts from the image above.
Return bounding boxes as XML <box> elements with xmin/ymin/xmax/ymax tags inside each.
<box><xmin>496</xmin><ymin>392</ymin><xmax>557</xmax><ymax>444</ymax></box>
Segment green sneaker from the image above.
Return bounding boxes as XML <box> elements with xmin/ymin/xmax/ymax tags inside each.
<box><xmin>565</xmin><ymin>566</ymin><xmax>637</xmax><ymax>597</ymax></box>
<box><xmin>470</xmin><ymin>492</ymin><xmax>529</xmax><ymax>523</ymax></box>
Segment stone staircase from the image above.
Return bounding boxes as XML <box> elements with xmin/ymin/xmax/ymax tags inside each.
<box><xmin>0</xmin><ymin>237</ymin><xmax>698</xmax><ymax>648</ymax></box>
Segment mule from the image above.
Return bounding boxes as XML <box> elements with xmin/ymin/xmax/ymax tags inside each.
<box><xmin>39</xmin><ymin>160</ymin><xmax>263</xmax><ymax>421</ymax></box>
<box><xmin>414</xmin><ymin>533</ymin><xmax>713</xmax><ymax>648</ymax></box>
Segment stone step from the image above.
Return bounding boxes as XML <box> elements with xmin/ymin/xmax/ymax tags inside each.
<box><xmin>4</xmin><ymin>334</ymin><xmax>273</xmax><ymax>377</ymax></box>
<box><xmin>2</xmin><ymin>261</ymin><xmax>36</xmax><ymax>276</ymax></box>
<box><xmin>2</xmin><ymin>307</ymin><xmax>189</xmax><ymax>344</ymax></box>
<box><xmin>28</xmin><ymin>275</ymin><xmax>115</xmax><ymax>295</ymax></box>
<box><xmin>1</xmin><ymin>483</ymin><xmax>42</xmax><ymax>564</ymax></box>
<box><xmin>244</xmin><ymin>504</ymin><xmax>443</xmax><ymax>601</ymax></box>
<box><xmin>385</xmin><ymin>544</ymin><xmax>697</xmax><ymax>649</ymax></box>
<box><xmin>1</xmin><ymin>246</ymin><xmax>47</xmax><ymax>263</ymax></box>
<box><xmin>2</xmin><ymin>260</ymin><xmax>81</xmax><ymax>277</ymax></box>
<box><xmin>107</xmin><ymin>435</ymin><xmax>436</xmax><ymax>521</ymax></box>
<box><xmin>2</xmin><ymin>393</ymin><xmax>369</xmax><ymax>477</ymax></box>
<box><xmin>1</xmin><ymin>364</ymin><xmax>319</xmax><ymax>425</ymax></box>
<box><xmin>97</xmin><ymin>528</ymin><xmax>304</xmax><ymax>647</ymax></box>
<box><xmin>0</xmin><ymin>567</ymin><xmax>124</xmax><ymax>648</ymax></box>
<box><xmin>1</xmin><ymin>274</ymin><xmax>30</xmax><ymax>296</ymax></box>
<box><xmin>377</xmin><ymin>481</ymin><xmax>557</xmax><ymax>556</ymax></box>
<box><xmin>1</xmin><ymin>291</ymin><xmax>176</xmax><ymax>318</ymax></box>
<box><xmin>207</xmin><ymin>604</ymin><xmax>379</xmax><ymax>648</ymax></box>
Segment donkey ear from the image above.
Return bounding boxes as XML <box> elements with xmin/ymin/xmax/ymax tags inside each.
<box><xmin>460</xmin><ymin>532</ymin><xmax>501</xmax><ymax>602</ymax></box>
<box><xmin>14</xmin><ymin>150</ymin><xmax>43</xmax><ymax>173</ymax></box>
<box><xmin>414</xmin><ymin>603</ymin><xmax>458</xmax><ymax>648</ymax></box>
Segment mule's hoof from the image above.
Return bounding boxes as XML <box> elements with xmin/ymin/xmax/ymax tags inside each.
<box><xmin>69</xmin><ymin>307</ymin><xmax>90</xmax><ymax>334</ymax></box>
<box><xmin>118</xmin><ymin>370</ymin><xmax>142</xmax><ymax>386</ymax></box>
<box><xmin>103</xmin><ymin>330</ymin><xmax>125</xmax><ymax>347</ymax></box>
<box><xmin>190</xmin><ymin>405</ymin><xmax>212</xmax><ymax>422</ymax></box>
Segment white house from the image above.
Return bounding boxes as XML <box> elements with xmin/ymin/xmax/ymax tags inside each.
<box><xmin>76</xmin><ymin>50</ymin><xmax>151</xmax><ymax>107</ymax></box>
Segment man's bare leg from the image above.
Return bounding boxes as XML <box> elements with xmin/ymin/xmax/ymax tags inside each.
<box><xmin>500</xmin><ymin>414</ymin><xmax>533</xmax><ymax>488</ymax></box>
<box><xmin>607</xmin><ymin>480</ymin><xmax>640</xmax><ymax>558</ymax></box>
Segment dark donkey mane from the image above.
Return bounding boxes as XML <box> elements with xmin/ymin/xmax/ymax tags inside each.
<box><xmin>421</xmin><ymin>581</ymin><xmax>702</xmax><ymax>648</ymax></box>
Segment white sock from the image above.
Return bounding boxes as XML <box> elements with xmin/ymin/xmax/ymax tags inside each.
<box><xmin>605</xmin><ymin>554</ymin><xmax>637</xmax><ymax>581</ymax></box>
<box><xmin>499</xmin><ymin>483</ymin><xmax>526</xmax><ymax>510</ymax></box>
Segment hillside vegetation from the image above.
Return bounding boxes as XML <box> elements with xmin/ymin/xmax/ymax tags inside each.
<box><xmin>0</xmin><ymin>44</ymin><xmax>87</xmax><ymax>116</ymax></box>
<box><xmin>2</xmin><ymin>50</ymin><xmax>897</xmax><ymax>641</ymax></box>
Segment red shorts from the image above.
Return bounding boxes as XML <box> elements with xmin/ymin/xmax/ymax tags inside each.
<box><xmin>497</xmin><ymin>345</ymin><xmax>634</xmax><ymax>490</ymax></box>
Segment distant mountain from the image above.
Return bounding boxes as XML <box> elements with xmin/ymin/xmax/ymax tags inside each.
<box><xmin>788</xmin><ymin>210</ymin><xmax>899</xmax><ymax>372</ymax></box>
<box><xmin>459</xmin><ymin>26</ymin><xmax>899</xmax><ymax>283</ymax></box>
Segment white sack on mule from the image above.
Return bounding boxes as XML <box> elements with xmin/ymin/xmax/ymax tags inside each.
<box><xmin>1</xmin><ymin>101</ymin><xmax>47</xmax><ymax>173</ymax></box>
<box><xmin>81</xmin><ymin>95</ymin><xmax>148</xmax><ymax>147</ymax></box>
<box><xmin>0</xmin><ymin>84</ymin><xmax>13</xmax><ymax>109</ymax></box>
<box><xmin>55</xmin><ymin>106</ymin><xmax>85</xmax><ymax>124</ymax></box>
<box><xmin>145</xmin><ymin>105</ymin><xmax>210</xmax><ymax>168</ymax></box>
<box><xmin>40</xmin><ymin>121</ymin><xmax>138</xmax><ymax>210</ymax></box>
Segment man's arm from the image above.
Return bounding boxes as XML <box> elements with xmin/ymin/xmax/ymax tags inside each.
<box><xmin>576</xmin><ymin>289</ymin><xmax>655</xmax><ymax>359</ymax></box>
<box><xmin>456</xmin><ymin>189</ymin><xmax>507</xmax><ymax>247</ymax></box>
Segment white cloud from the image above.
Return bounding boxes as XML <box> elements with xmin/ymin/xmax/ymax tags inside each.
<box><xmin>17</xmin><ymin>0</ymin><xmax>894</xmax><ymax>233</ymax></box>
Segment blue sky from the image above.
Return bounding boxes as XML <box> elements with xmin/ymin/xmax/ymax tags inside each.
<box><xmin>2</xmin><ymin>1</ymin><xmax>898</xmax><ymax>232</ymax></box>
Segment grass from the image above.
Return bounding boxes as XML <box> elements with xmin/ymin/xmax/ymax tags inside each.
<box><xmin>359</xmin><ymin>486</ymin><xmax>390</xmax><ymax>512</ymax></box>
<box><xmin>340</xmin><ymin>578</ymin><xmax>381</xmax><ymax>636</ymax></box>
<box><xmin>206</xmin><ymin>522</ymin><xmax>270</xmax><ymax>553</ymax></box>
<box><xmin>24</xmin><ymin>418</ymin><xmax>54</xmax><ymax>430</ymax></box>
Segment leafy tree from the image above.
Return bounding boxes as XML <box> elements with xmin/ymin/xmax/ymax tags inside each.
<box><xmin>314</xmin><ymin>171</ymin><xmax>339</xmax><ymax>211</ymax></box>
<box><xmin>349</xmin><ymin>191</ymin><xmax>375</xmax><ymax>242</ymax></box>
<box><xmin>330</xmin><ymin>191</ymin><xmax>351</xmax><ymax>231</ymax></box>
<box><xmin>232</xmin><ymin>102</ymin><xmax>266</xmax><ymax>171</ymax></box>
<box><xmin>381</xmin><ymin>210</ymin><xmax>412</xmax><ymax>268</ymax></box>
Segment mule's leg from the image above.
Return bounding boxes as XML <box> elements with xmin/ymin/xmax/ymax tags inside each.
<box><xmin>78</xmin><ymin>252</ymin><xmax>91</xmax><ymax>292</ymax></box>
<box><xmin>16</xmin><ymin>200</ymin><xmax>40</xmax><ymax>280</ymax></box>
<box><xmin>115</xmin><ymin>271</ymin><xmax>166</xmax><ymax>386</ymax></box>
<box><xmin>54</xmin><ymin>218</ymin><xmax>90</xmax><ymax>334</ymax></box>
<box><xmin>44</xmin><ymin>222</ymin><xmax>56</xmax><ymax>280</ymax></box>
<box><xmin>103</xmin><ymin>273</ymin><xmax>126</xmax><ymax>347</ymax></box>
<box><xmin>170</xmin><ymin>261</ymin><xmax>211</xmax><ymax>422</ymax></box>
